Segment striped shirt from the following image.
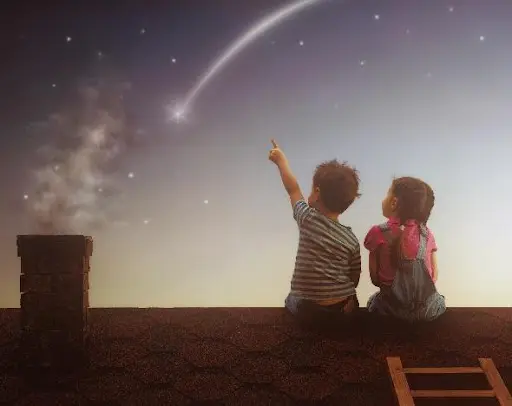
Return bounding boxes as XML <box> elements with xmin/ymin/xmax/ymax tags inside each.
<box><xmin>290</xmin><ymin>200</ymin><xmax>361</xmax><ymax>301</ymax></box>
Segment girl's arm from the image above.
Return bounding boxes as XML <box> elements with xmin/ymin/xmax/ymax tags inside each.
<box><xmin>365</xmin><ymin>226</ymin><xmax>384</xmax><ymax>287</ymax></box>
<box><xmin>431</xmin><ymin>251</ymin><xmax>438</xmax><ymax>282</ymax></box>
<box><xmin>369</xmin><ymin>250</ymin><xmax>381</xmax><ymax>287</ymax></box>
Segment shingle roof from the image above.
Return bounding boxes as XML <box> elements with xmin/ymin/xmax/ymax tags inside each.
<box><xmin>0</xmin><ymin>307</ymin><xmax>511</xmax><ymax>405</ymax></box>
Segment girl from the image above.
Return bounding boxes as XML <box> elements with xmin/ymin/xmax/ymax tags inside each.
<box><xmin>364</xmin><ymin>177</ymin><xmax>446</xmax><ymax>322</ymax></box>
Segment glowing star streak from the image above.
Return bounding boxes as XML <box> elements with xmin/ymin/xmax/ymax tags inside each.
<box><xmin>171</xmin><ymin>0</ymin><xmax>323</xmax><ymax>121</ymax></box>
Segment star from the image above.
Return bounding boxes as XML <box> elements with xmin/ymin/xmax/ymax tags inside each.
<box><xmin>97</xmin><ymin>188</ymin><xmax>103</xmax><ymax>193</ymax></box>
<box><xmin>373</xmin><ymin>14</ymin><xmax>380</xmax><ymax>20</ymax></box>
<box><xmin>140</xmin><ymin>28</ymin><xmax>146</xmax><ymax>35</ymax></box>
<box><xmin>52</xmin><ymin>83</ymin><xmax>57</xmax><ymax>88</ymax></box>
<box><xmin>479</xmin><ymin>35</ymin><xmax>485</xmax><ymax>42</ymax></box>
<box><xmin>23</xmin><ymin>194</ymin><xmax>29</xmax><ymax>200</ymax></box>
<box><xmin>171</xmin><ymin>58</ymin><xmax>177</xmax><ymax>64</ymax></box>
<box><xmin>172</xmin><ymin>109</ymin><xmax>185</xmax><ymax>123</ymax></box>
<box><xmin>66</xmin><ymin>36</ymin><xmax>72</xmax><ymax>43</ymax></box>
<box><xmin>168</xmin><ymin>102</ymin><xmax>187</xmax><ymax>123</ymax></box>
<box><xmin>97</xmin><ymin>51</ymin><xmax>103</xmax><ymax>58</ymax></box>
<box><xmin>359</xmin><ymin>59</ymin><xmax>366</xmax><ymax>67</ymax></box>
<box><xmin>53</xmin><ymin>165</ymin><xmax>60</xmax><ymax>171</ymax></box>
<box><xmin>128</xmin><ymin>172</ymin><xmax>135</xmax><ymax>179</ymax></box>
<box><xmin>405</xmin><ymin>28</ymin><xmax>411</xmax><ymax>35</ymax></box>
<box><xmin>143</xmin><ymin>219</ymin><xmax>150</xmax><ymax>225</ymax></box>
<box><xmin>426</xmin><ymin>72</ymin><xmax>433</xmax><ymax>78</ymax></box>
<box><xmin>298</xmin><ymin>40</ymin><xmax>304</xmax><ymax>46</ymax></box>
<box><xmin>204</xmin><ymin>200</ymin><xmax>209</xmax><ymax>205</ymax></box>
<box><xmin>270</xmin><ymin>40</ymin><xmax>276</xmax><ymax>45</ymax></box>
<box><xmin>448</xmin><ymin>6</ymin><xmax>455</xmax><ymax>12</ymax></box>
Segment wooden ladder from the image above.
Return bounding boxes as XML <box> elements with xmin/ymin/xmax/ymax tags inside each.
<box><xmin>387</xmin><ymin>356</ymin><xmax>512</xmax><ymax>406</ymax></box>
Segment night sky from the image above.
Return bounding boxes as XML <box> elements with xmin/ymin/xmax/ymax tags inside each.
<box><xmin>1</xmin><ymin>0</ymin><xmax>511</xmax><ymax>308</ymax></box>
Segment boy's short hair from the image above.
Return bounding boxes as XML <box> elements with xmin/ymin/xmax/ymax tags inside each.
<box><xmin>313</xmin><ymin>159</ymin><xmax>361</xmax><ymax>213</ymax></box>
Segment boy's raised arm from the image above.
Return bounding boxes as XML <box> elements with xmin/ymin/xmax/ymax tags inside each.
<box><xmin>276</xmin><ymin>160</ymin><xmax>304</xmax><ymax>208</ymax></box>
<box><xmin>269</xmin><ymin>139</ymin><xmax>304</xmax><ymax>208</ymax></box>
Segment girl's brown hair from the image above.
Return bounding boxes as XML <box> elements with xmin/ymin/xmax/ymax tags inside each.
<box><xmin>419</xmin><ymin>182</ymin><xmax>435</xmax><ymax>224</ymax></box>
<box><xmin>388</xmin><ymin>177</ymin><xmax>431</xmax><ymax>268</ymax></box>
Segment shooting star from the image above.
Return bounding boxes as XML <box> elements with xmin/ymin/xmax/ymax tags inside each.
<box><xmin>170</xmin><ymin>0</ymin><xmax>324</xmax><ymax>122</ymax></box>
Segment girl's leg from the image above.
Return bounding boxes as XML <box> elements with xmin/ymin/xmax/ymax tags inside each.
<box><xmin>423</xmin><ymin>292</ymin><xmax>447</xmax><ymax>321</ymax></box>
<box><xmin>366</xmin><ymin>291</ymin><xmax>380</xmax><ymax>311</ymax></box>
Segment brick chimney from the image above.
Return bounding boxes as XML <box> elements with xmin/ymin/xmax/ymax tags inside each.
<box><xmin>17</xmin><ymin>235</ymin><xmax>92</xmax><ymax>380</ymax></box>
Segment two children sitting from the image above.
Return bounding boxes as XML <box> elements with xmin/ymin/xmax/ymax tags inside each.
<box><xmin>268</xmin><ymin>139</ymin><xmax>446</xmax><ymax>324</ymax></box>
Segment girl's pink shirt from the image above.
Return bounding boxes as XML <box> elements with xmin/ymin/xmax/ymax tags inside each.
<box><xmin>364</xmin><ymin>217</ymin><xmax>438</xmax><ymax>286</ymax></box>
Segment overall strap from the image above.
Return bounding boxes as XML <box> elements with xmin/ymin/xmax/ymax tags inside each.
<box><xmin>378</xmin><ymin>223</ymin><xmax>391</xmax><ymax>233</ymax></box>
<box><xmin>378</xmin><ymin>223</ymin><xmax>394</xmax><ymax>245</ymax></box>
<box><xmin>415</xmin><ymin>224</ymin><xmax>428</xmax><ymax>261</ymax></box>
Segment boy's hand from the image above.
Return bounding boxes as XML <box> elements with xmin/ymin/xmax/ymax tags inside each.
<box><xmin>269</xmin><ymin>138</ymin><xmax>302</xmax><ymax>208</ymax></box>
<box><xmin>268</xmin><ymin>139</ymin><xmax>287</xmax><ymax>166</ymax></box>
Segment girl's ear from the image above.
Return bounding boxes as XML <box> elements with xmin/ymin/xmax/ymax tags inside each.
<box><xmin>390</xmin><ymin>197</ymin><xmax>398</xmax><ymax>211</ymax></box>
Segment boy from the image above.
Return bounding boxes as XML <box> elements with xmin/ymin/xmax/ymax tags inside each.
<box><xmin>268</xmin><ymin>139</ymin><xmax>362</xmax><ymax>324</ymax></box>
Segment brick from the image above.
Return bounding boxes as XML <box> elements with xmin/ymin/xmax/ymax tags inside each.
<box><xmin>20</xmin><ymin>274</ymin><xmax>53</xmax><ymax>294</ymax></box>
<box><xmin>21</xmin><ymin>292</ymin><xmax>86</xmax><ymax>313</ymax></box>
<box><xmin>20</xmin><ymin>257</ymin><xmax>88</xmax><ymax>276</ymax></box>
<box><xmin>20</xmin><ymin>329</ymin><xmax>87</xmax><ymax>372</ymax></box>
<box><xmin>20</xmin><ymin>293</ymin><xmax>57</xmax><ymax>314</ymax></box>
<box><xmin>17</xmin><ymin>235</ymin><xmax>93</xmax><ymax>259</ymax></box>
<box><xmin>21</xmin><ymin>304</ymin><xmax>87</xmax><ymax>331</ymax></box>
<box><xmin>21</xmin><ymin>273</ymin><xmax>89</xmax><ymax>294</ymax></box>
<box><xmin>21</xmin><ymin>327</ymin><xmax>87</xmax><ymax>347</ymax></box>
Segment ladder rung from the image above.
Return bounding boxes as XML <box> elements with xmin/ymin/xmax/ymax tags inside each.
<box><xmin>411</xmin><ymin>389</ymin><xmax>495</xmax><ymax>398</ymax></box>
<box><xmin>403</xmin><ymin>367</ymin><xmax>483</xmax><ymax>374</ymax></box>
<box><xmin>387</xmin><ymin>356</ymin><xmax>512</xmax><ymax>406</ymax></box>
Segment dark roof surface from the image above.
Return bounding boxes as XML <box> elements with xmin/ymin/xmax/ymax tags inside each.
<box><xmin>0</xmin><ymin>307</ymin><xmax>511</xmax><ymax>405</ymax></box>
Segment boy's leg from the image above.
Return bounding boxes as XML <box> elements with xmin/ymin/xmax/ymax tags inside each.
<box><xmin>286</xmin><ymin>294</ymin><xmax>360</xmax><ymax>330</ymax></box>
<box><xmin>284</xmin><ymin>293</ymin><xmax>302</xmax><ymax>315</ymax></box>
<box><xmin>342</xmin><ymin>295</ymin><xmax>359</xmax><ymax>313</ymax></box>
<box><xmin>285</xmin><ymin>294</ymin><xmax>321</xmax><ymax>327</ymax></box>
<box><xmin>304</xmin><ymin>296</ymin><xmax>360</xmax><ymax>329</ymax></box>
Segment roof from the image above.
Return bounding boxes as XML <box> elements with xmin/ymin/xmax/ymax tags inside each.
<box><xmin>0</xmin><ymin>307</ymin><xmax>511</xmax><ymax>405</ymax></box>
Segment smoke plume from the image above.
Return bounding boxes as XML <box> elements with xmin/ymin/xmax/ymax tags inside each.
<box><xmin>27</xmin><ymin>79</ymin><xmax>134</xmax><ymax>234</ymax></box>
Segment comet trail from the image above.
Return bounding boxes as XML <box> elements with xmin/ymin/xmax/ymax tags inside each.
<box><xmin>171</xmin><ymin>0</ymin><xmax>324</xmax><ymax>121</ymax></box>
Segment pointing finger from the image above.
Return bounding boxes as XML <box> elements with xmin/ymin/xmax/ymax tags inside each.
<box><xmin>271</xmin><ymin>139</ymin><xmax>278</xmax><ymax>149</ymax></box>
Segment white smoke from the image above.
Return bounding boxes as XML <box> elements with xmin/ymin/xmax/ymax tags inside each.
<box><xmin>27</xmin><ymin>80</ymin><xmax>133</xmax><ymax>234</ymax></box>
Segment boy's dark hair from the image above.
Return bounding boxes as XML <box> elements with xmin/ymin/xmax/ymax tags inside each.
<box><xmin>313</xmin><ymin>159</ymin><xmax>361</xmax><ymax>213</ymax></box>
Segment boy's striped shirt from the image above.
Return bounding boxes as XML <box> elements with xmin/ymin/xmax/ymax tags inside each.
<box><xmin>290</xmin><ymin>200</ymin><xmax>361</xmax><ymax>301</ymax></box>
